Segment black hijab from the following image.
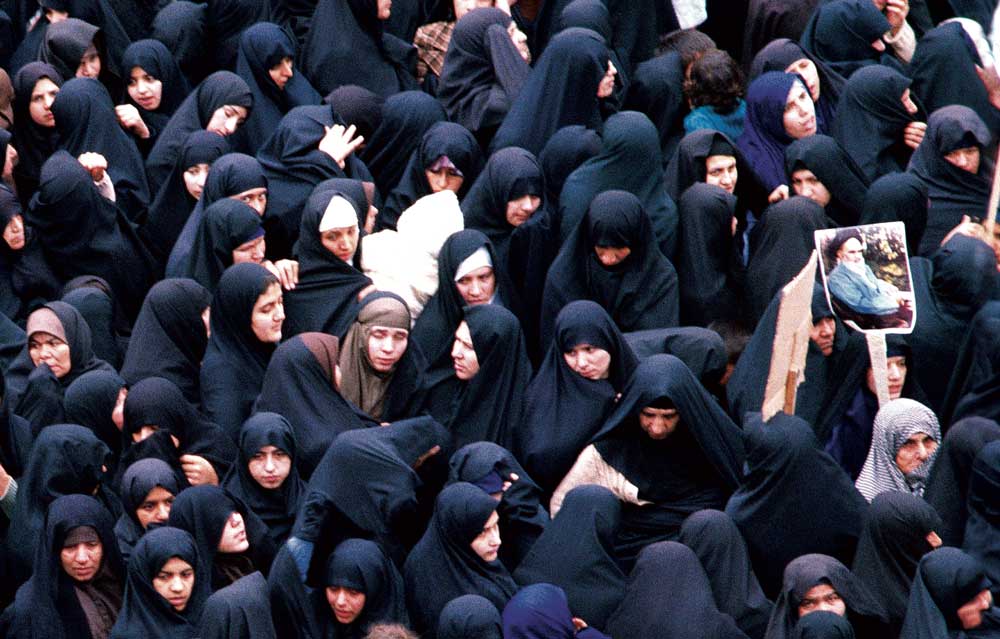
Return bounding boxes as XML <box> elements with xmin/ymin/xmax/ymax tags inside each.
<box><xmin>783</xmin><ymin>134</ymin><xmax>869</xmax><ymax>226</ymax></box>
<box><xmin>901</xmin><ymin>547</ymin><xmax>1000</xmax><ymax>639</ymax></box>
<box><xmin>254</xmin><ymin>333</ymin><xmax>370</xmax><ymax>480</ymax></box>
<box><xmin>557</xmin><ymin>110</ymin><xmax>678</xmax><ymax>258</ymax></box>
<box><xmin>745</xmin><ymin>196</ymin><xmax>830</xmax><ymax>327</ymax></box>
<box><xmin>516</xmin><ymin>300</ymin><xmax>638</xmax><ymax>494</ymax></box>
<box><xmin>359</xmin><ymin>90</ymin><xmax>446</xmax><ymax>200</ymax></box>
<box><xmin>3</xmin><ymin>493</ymin><xmax>123</xmax><ymax>639</ymax></box>
<box><xmin>851</xmin><ymin>491</ymin><xmax>943</xmax><ymax>631</ymax></box>
<box><xmin>176</xmin><ymin>198</ymin><xmax>263</xmax><ymax>291</ymax></box>
<box><xmin>799</xmin><ymin>0</ymin><xmax>893</xmax><ymax>78</ymax></box>
<box><xmin>119</xmin><ymin>278</ymin><xmax>211</xmax><ymax>406</ymax></box>
<box><xmin>233</xmin><ymin>22</ymin><xmax>321</xmax><ymax>155</ymax></box>
<box><xmin>742</xmin><ymin>0</ymin><xmax>819</xmax><ymax>68</ymax></box>
<box><xmin>325</xmin><ymin>84</ymin><xmax>384</xmax><ymax>144</ymax></box>
<box><xmin>0</xmin><ymin>368</ymin><xmax>31</xmax><ymax>481</ymax></box>
<box><xmin>623</xmin><ymin>51</ymin><xmax>686</xmax><ymax>167</ymax></box>
<box><xmin>151</xmin><ymin>1</ymin><xmax>210</xmax><ymax>86</ymax></box>
<box><xmin>537</xmin><ymin>124</ymin><xmax>601</xmax><ymax>206</ymax></box>
<box><xmin>606</xmin><ymin>541</ymin><xmax>749</xmax><ymax>639</ymax></box>
<box><xmin>725</xmin><ymin>413</ymin><xmax>868</xmax><ymax>599</ymax></box>
<box><xmin>765</xmin><ymin>554</ymin><xmax>888</xmax><ymax>639</ymax></box>
<box><xmin>26</xmin><ymin>150</ymin><xmax>157</xmax><ymax>321</ymax></box>
<box><xmin>141</xmin><ymin>130</ymin><xmax>229</xmax><ymax>264</ymax></box>
<box><xmin>679</xmin><ymin>509</ymin><xmax>774</xmax><ymax>639</ymax></box>
<box><xmin>859</xmin><ymin>172</ymin><xmax>928</xmax><ymax>252</ymax></box>
<box><xmin>438</xmin><ymin>595</ymin><xmax>503</xmax><ymax>639</ymax></box>
<box><xmin>197</xmin><ymin>571</ymin><xmax>277</xmax><ymax>639</ymax></box>
<box><xmin>403</xmin><ymin>482</ymin><xmax>518</xmax><ymax>637</ymax></box>
<box><xmin>199</xmin><ymin>263</ymin><xmax>279</xmax><ymax>438</ymax></box>
<box><xmin>281</xmin><ymin>184</ymin><xmax>373</xmax><ymax>339</ymax></box>
<box><xmin>925</xmin><ymin>417</ymin><xmax>1000</xmax><ymax>546</ymax></box>
<box><xmin>963</xmin><ymin>442</ymin><xmax>1000</xmax><ymax>593</ymax></box>
<box><xmin>40</xmin><ymin>18</ymin><xmax>121</xmax><ymax>94</ymax></box>
<box><xmin>109</xmin><ymin>526</ymin><xmax>209</xmax><ymax>638</ymax></box>
<box><xmin>145</xmin><ymin>70</ymin><xmax>253</xmax><ymax>194</ymax></box>
<box><xmin>300</xmin><ymin>0</ymin><xmax>417</xmax><ymax>97</ymax></box>
<box><xmin>256</xmin><ymin>104</ymin><xmax>372</xmax><ymax>257</ymax></box>
<box><xmin>791</xmin><ymin>611</ymin><xmax>857</xmax><ymax>639</ymax></box>
<box><xmin>120</xmin><ymin>39</ymin><xmax>190</xmax><ymax>138</ymax></box>
<box><xmin>10</xmin><ymin>62</ymin><xmax>63</xmax><ymax>202</ymax></box>
<box><xmin>114</xmin><ymin>458</ymin><xmax>182</xmax><ymax>563</ymax></box>
<box><xmin>832</xmin><ymin>64</ymin><xmax>921</xmax><ymax>183</ymax></box>
<box><xmin>437</xmin><ymin>8</ymin><xmax>529</xmax><ymax>139</ymax></box>
<box><xmin>949</xmin><ymin>308</ymin><xmax>1000</xmax><ymax>426</ymax></box>
<box><xmin>320</xmin><ymin>538</ymin><xmax>410</xmax><ymax>638</ymax></box>
<box><xmin>221</xmin><ymin>412</ymin><xmax>305</xmax><ymax>547</ymax></box>
<box><xmin>60</xmin><ymin>277</ymin><xmax>126</xmax><ymax>369</ymax></box>
<box><xmin>50</xmin><ymin>77</ymin><xmax>150</xmax><ymax>219</ymax></box>
<box><xmin>0</xmin><ymin>183</ymin><xmax>61</xmax><ymax>322</ymax></box>
<box><xmin>675</xmin><ymin>182</ymin><xmax>742</xmax><ymax>327</ymax></box>
<box><xmin>63</xmin><ymin>369</ymin><xmax>126</xmax><ymax>463</ymax></box>
<box><xmin>750</xmin><ymin>38</ymin><xmax>845</xmax><ymax>133</ymax></box>
<box><xmin>167</xmin><ymin>485</ymin><xmax>276</xmax><ymax>592</ymax></box>
<box><xmin>203</xmin><ymin>0</ymin><xmax>271</xmax><ymax>72</ymax></box>
<box><xmin>420</xmin><ymin>303</ymin><xmax>532</xmax><ymax>450</ymax></box>
<box><xmin>908</xmin><ymin>106</ymin><xmax>992</xmax><ymax>255</ymax></box>
<box><xmin>491</xmin><ymin>27</ymin><xmax>609</xmax><ymax>156</ymax></box>
<box><xmin>380</xmin><ymin>121</ymin><xmax>483</xmax><ymax>232</ymax></box>
<box><xmin>513</xmin><ymin>484</ymin><xmax>626</xmax><ymax>631</ymax></box>
<box><xmin>663</xmin><ymin>128</ymin><xmax>758</xmax><ymax>207</ymax></box>
<box><xmin>541</xmin><ymin>190</ymin><xmax>679</xmax><ymax>348</ymax></box>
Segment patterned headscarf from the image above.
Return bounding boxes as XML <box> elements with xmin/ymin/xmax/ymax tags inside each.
<box><xmin>856</xmin><ymin>399</ymin><xmax>941</xmax><ymax>502</ymax></box>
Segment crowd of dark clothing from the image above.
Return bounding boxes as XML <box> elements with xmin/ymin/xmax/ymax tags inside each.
<box><xmin>0</xmin><ymin>0</ymin><xmax>999</xmax><ymax>636</ymax></box>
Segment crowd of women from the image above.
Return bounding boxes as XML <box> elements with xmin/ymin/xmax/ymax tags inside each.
<box><xmin>0</xmin><ymin>0</ymin><xmax>999</xmax><ymax>636</ymax></box>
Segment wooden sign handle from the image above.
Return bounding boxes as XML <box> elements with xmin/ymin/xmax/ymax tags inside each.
<box><xmin>984</xmin><ymin>143</ymin><xmax>1000</xmax><ymax>237</ymax></box>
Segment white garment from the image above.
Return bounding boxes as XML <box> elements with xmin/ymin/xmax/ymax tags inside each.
<box><xmin>672</xmin><ymin>0</ymin><xmax>707</xmax><ymax>29</ymax></box>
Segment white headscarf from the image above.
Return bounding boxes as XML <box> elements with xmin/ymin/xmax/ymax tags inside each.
<box><xmin>855</xmin><ymin>398</ymin><xmax>941</xmax><ymax>502</ymax></box>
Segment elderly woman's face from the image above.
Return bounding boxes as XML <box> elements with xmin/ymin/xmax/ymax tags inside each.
<box><xmin>895</xmin><ymin>432</ymin><xmax>938</xmax><ymax>475</ymax></box>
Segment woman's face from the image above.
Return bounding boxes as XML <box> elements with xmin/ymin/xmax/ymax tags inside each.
<box><xmin>455</xmin><ymin>266</ymin><xmax>495</xmax><ymax>305</ymax></box>
<box><xmin>183</xmin><ymin>164</ymin><xmax>209</xmax><ymax>200</ymax></box>
<box><xmin>563</xmin><ymin>343</ymin><xmax>611</xmax><ymax>380</ymax></box>
<box><xmin>790</xmin><ymin>169</ymin><xmax>831</xmax><ymax>207</ymax></box>
<box><xmin>60</xmin><ymin>538</ymin><xmax>103</xmax><ymax>582</ymax></box>
<box><xmin>231</xmin><ymin>235</ymin><xmax>266</xmax><ymax>265</ymax></box>
<box><xmin>268</xmin><ymin>57</ymin><xmax>294</xmax><ymax>90</ymax></box>
<box><xmin>205</xmin><ymin>105</ymin><xmax>248</xmax><ymax>137</ymax></box>
<box><xmin>217</xmin><ymin>511</ymin><xmax>249</xmax><ymax>553</ymax></box>
<box><xmin>451</xmin><ymin>320</ymin><xmax>480</xmax><ymax>380</ymax></box>
<box><xmin>784</xmin><ymin>58</ymin><xmax>820</xmax><ymax>101</ymax></box>
<box><xmin>944</xmin><ymin>146</ymin><xmax>981</xmax><ymax>174</ymax></box>
<box><xmin>894</xmin><ymin>431</ymin><xmax>938</xmax><ymax>475</ymax></box>
<box><xmin>250</xmin><ymin>282</ymin><xmax>285</xmax><ymax>343</ymax></box>
<box><xmin>424</xmin><ymin>166</ymin><xmax>464</xmax><ymax>194</ymax></box>
<box><xmin>797</xmin><ymin>583</ymin><xmax>846</xmax><ymax>619</ymax></box>
<box><xmin>866</xmin><ymin>355</ymin><xmax>907</xmax><ymax>400</ymax></box>
<box><xmin>366</xmin><ymin>325</ymin><xmax>409</xmax><ymax>372</ymax></box>
<box><xmin>230</xmin><ymin>187</ymin><xmax>268</xmax><ymax>216</ymax></box>
<box><xmin>470</xmin><ymin>510</ymin><xmax>501</xmax><ymax>562</ymax></box>
<box><xmin>76</xmin><ymin>44</ymin><xmax>101</xmax><ymax>79</ymax></box>
<box><xmin>596</xmin><ymin>60</ymin><xmax>617</xmax><ymax>98</ymax></box>
<box><xmin>28</xmin><ymin>331</ymin><xmax>71</xmax><ymax>378</ymax></box>
<box><xmin>248</xmin><ymin>445</ymin><xmax>291</xmax><ymax>490</ymax></box>
<box><xmin>593</xmin><ymin>246</ymin><xmax>631</xmax><ymax>267</ymax></box>
<box><xmin>128</xmin><ymin>66</ymin><xmax>163</xmax><ymax>111</ymax></box>
<box><xmin>326</xmin><ymin>586</ymin><xmax>367</xmax><ymax>624</ymax></box>
<box><xmin>29</xmin><ymin>77</ymin><xmax>59</xmax><ymax>127</ymax></box>
<box><xmin>505</xmin><ymin>194</ymin><xmax>541</xmax><ymax>227</ymax></box>
<box><xmin>320</xmin><ymin>225</ymin><xmax>359</xmax><ymax>263</ymax></box>
<box><xmin>638</xmin><ymin>406</ymin><xmax>679</xmax><ymax>440</ymax></box>
<box><xmin>153</xmin><ymin>557</ymin><xmax>195</xmax><ymax>611</ymax></box>
<box><xmin>135</xmin><ymin>486</ymin><xmax>175</xmax><ymax>529</ymax></box>
<box><xmin>3</xmin><ymin>214</ymin><xmax>25</xmax><ymax>251</ymax></box>
<box><xmin>783</xmin><ymin>80</ymin><xmax>816</xmax><ymax>140</ymax></box>
<box><xmin>705</xmin><ymin>155</ymin><xmax>737</xmax><ymax>193</ymax></box>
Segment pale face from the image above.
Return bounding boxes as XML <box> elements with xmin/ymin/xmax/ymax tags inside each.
<box><xmin>320</xmin><ymin>225</ymin><xmax>359</xmax><ymax>263</ymax></box>
<box><xmin>60</xmin><ymin>538</ymin><xmax>103</xmax><ymax>582</ymax></box>
<box><xmin>563</xmin><ymin>344</ymin><xmax>611</xmax><ymax>380</ymax></box>
<box><xmin>183</xmin><ymin>164</ymin><xmax>209</xmax><ymax>200</ymax></box>
<box><xmin>231</xmin><ymin>235</ymin><xmax>265</xmax><ymax>265</ymax></box>
<box><xmin>128</xmin><ymin>67</ymin><xmax>163</xmax><ymax>111</ymax></box>
<box><xmin>791</xmin><ymin>169</ymin><xmax>831</xmax><ymax>207</ymax></box>
<box><xmin>455</xmin><ymin>266</ymin><xmax>495</xmax><ymax>305</ymax></box>
<box><xmin>248</xmin><ymin>445</ymin><xmax>291</xmax><ymax>490</ymax></box>
<box><xmin>895</xmin><ymin>431</ymin><xmax>938</xmax><ymax>475</ymax></box>
<box><xmin>866</xmin><ymin>355</ymin><xmax>907</xmax><ymax>400</ymax></box>
<box><xmin>785</xmin><ymin>58</ymin><xmax>820</xmax><ymax>101</ymax></box>
<box><xmin>597</xmin><ymin>60</ymin><xmax>617</xmax><ymax>98</ymax></box>
<box><xmin>424</xmin><ymin>167</ymin><xmax>464</xmax><ymax>193</ymax></box>
<box><xmin>944</xmin><ymin>146</ymin><xmax>981</xmax><ymax>174</ymax></box>
<box><xmin>153</xmin><ymin>557</ymin><xmax>195</xmax><ymax>611</ymax></box>
<box><xmin>268</xmin><ymin>57</ymin><xmax>294</xmax><ymax>90</ymax></box>
<box><xmin>366</xmin><ymin>325</ymin><xmax>409</xmax><ymax>372</ymax></box>
<box><xmin>469</xmin><ymin>510</ymin><xmax>501</xmax><ymax>562</ymax></box>
<box><xmin>809</xmin><ymin>317</ymin><xmax>836</xmax><ymax>356</ymax></box>
<box><xmin>217</xmin><ymin>511</ymin><xmax>250</xmax><ymax>553</ymax></box>
<box><xmin>797</xmin><ymin>583</ymin><xmax>846</xmax><ymax>619</ymax></box>
<box><xmin>783</xmin><ymin>81</ymin><xmax>817</xmax><ymax>139</ymax></box>
<box><xmin>29</xmin><ymin>78</ymin><xmax>59</xmax><ymax>127</ymax></box>
<box><xmin>205</xmin><ymin>105</ymin><xmax>248</xmax><ymax>137</ymax></box>
<box><xmin>958</xmin><ymin>590</ymin><xmax>992</xmax><ymax>630</ymax></box>
<box><xmin>505</xmin><ymin>194</ymin><xmax>541</xmax><ymax>227</ymax></box>
<box><xmin>326</xmin><ymin>586</ymin><xmax>367</xmax><ymax>625</ymax></box>
<box><xmin>451</xmin><ymin>320</ymin><xmax>480</xmax><ymax>381</ymax></box>
<box><xmin>135</xmin><ymin>486</ymin><xmax>175</xmax><ymax>529</ymax></box>
<box><xmin>705</xmin><ymin>155</ymin><xmax>737</xmax><ymax>193</ymax></box>
<box><xmin>593</xmin><ymin>246</ymin><xmax>631</xmax><ymax>267</ymax></box>
<box><xmin>250</xmin><ymin>282</ymin><xmax>285</xmax><ymax>343</ymax></box>
<box><xmin>230</xmin><ymin>187</ymin><xmax>267</xmax><ymax>216</ymax></box>
<box><xmin>3</xmin><ymin>214</ymin><xmax>25</xmax><ymax>251</ymax></box>
<box><xmin>76</xmin><ymin>44</ymin><xmax>101</xmax><ymax>79</ymax></box>
<box><xmin>28</xmin><ymin>331</ymin><xmax>71</xmax><ymax>378</ymax></box>
<box><xmin>638</xmin><ymin>406</ymin><xmax>679</xmax><ymax>440</ymax></box>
